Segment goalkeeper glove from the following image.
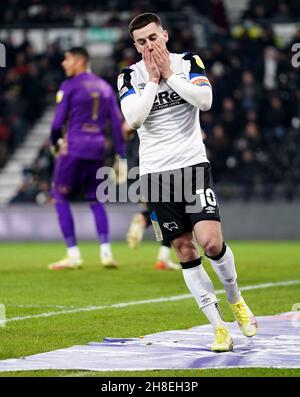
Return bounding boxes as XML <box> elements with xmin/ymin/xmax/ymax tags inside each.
<box><xmin>50</xmin><ymin>138</ymin><xmax>65</xmax><ymax>158</ymax></box>
<box><xmin>110</xmin><ymin>154</ymin><xmax>128</xmax><ymax>184</ymax></box>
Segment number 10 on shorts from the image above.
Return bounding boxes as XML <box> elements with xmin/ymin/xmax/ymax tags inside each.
<box><xmin>196</xmin><ymin>188</ymin><xmax>217</xmax><ymax>208</ymax></box>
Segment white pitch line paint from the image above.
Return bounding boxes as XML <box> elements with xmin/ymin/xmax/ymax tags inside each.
<box><xmin>5</xmin><ymin>279</ymin><xmax>300</xmax><ymax>324</ymax></box>
<box><xmin>5</xmin><ymin>304</ymin><xmax>77</xmax><ymax>309</ymax></box>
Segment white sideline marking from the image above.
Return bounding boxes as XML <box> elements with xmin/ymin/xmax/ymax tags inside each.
<box><xmin>6</xmin><ymin>279</ymin><xmax>300</xmax><ymax>323</ymax></box>
<box><xmin>6</xmin><ymin>304</ymin><xmax>77</xmax><ymax>309</ymax></box>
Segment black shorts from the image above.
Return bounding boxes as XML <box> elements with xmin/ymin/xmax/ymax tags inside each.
<box><xmin>140</xmin><ymin>162</ymin><xmax>221</xmax><ymax>242</ymax></box>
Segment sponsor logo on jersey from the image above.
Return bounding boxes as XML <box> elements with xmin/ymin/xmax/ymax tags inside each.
<box><xmin>151</xmin><ymin>90</ymin><xmax>186</xmax><ymax>112</ymax></box>
<box><xmin>163</xmin><ymin>221</ymin><xmax>179</xmax><ymax>231</ymax></box>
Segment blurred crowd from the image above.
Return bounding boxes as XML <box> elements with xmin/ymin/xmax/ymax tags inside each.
<box><xmin>200</xmin><ymin>27</ymin><xmax>300</xmax><ymax>201</ymax></box>
<box><xmin>1</xmin><ymin>0</ymin><xmax>235</xmax><ymax>27</ymax></box>
<box><xmin>0</xmin><ymin>36</ymin><xmax>64</xmax><ymax>169</ymax></box>
<box><xmin>243</xmin><ymin>0</ymin><xmax>300</xmax><ymax>22</ymax></box>
<box><xmin>2</xmin><ymin>0</ymin><xmax>300</xmax><ymax>26</ymax></box>
<box><xmin>5</xmin><ymin>0</ymin><xmax>300</xmax><ymax>203</ymax></box>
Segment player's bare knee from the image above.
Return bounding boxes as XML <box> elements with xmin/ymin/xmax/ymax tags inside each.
<box><xmin>202</xmin><ymin>238</ymin><xmax>223</xmax><ymax>257</ymax></box>
<box><xmin>172</xmin><ymin>236</ymin><xmax>198</xmax><ymax>262</ymax></box>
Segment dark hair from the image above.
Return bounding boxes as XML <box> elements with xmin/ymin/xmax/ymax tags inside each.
<box><xmin>66</xmin><ymin>46</ymin><xmax>90</xmax><ymax>62</ymax></box>
<box><xmin>129</xmin><ymin>12</ymin><xmax>162</xmax><ymax>38</ymax></box>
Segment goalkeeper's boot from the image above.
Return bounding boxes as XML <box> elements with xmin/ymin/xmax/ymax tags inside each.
<box><xmin>211</xmin><ymin>326</ymin><xmax>233</xmax><ymax>352</ymax></box>
<box><xmin>155</xmin><ymin>260</ymin><xmax>180</xmax><ymax>271</ymax></box>
<box><xmin>229</xmin><ymin>297</ymin><xmax>258</xmax><ymax>337</ymax></box>
<box><xmin>48</xmin><ymin>256</ymin><xmax>83</xmax><ymax>270</ymax></box>
<box><xmin>101</xmin><ymin>256</ymin><xmax>119</xmax><ymax>269</ymax></box>
<box><xmin>127</xmin><ymin>214</ymin><xmax>146</xmax><ymax>249</ymax></box>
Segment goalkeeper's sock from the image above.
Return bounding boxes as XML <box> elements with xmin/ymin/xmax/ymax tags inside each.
<box><xmin>55</xmin><ymin>202</ymin><xmax>77</xmax><ymax>248</ymax></box>
<box><xmin>90</xmin><ymin>202</ymin><xmax>109</xmax><ymax>244</ymax></box>
<box><xmin>206</xmin><ymin>243</ymin><xmax>241</xmax><ymax>304</ymax></box>
<box><xmin>181</xmin><ymin>258</ymin><xmax>224</xmax><ymax>329</ymax></box>
<box><xmin>67</xmin><ymin>246</ymin><xmax>81</xmax><ymax>260</ymax></box>
<box><xmin>101</xmin><ymin>243</ymin><xmax>113</xmax><ymax>260</ymax></box>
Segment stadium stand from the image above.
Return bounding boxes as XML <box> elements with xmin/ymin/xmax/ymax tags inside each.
<box><xmin>0</xmin><ymin>37</ymin><xmax>64</xmax><ymax>168</ymax></box>
<box><xmin>1</xmin><ymin>0</ymin><xmax>299</xmax><ymax>203</ymax></box>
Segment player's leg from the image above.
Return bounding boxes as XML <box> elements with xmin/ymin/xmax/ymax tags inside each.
<box><xmin>155</xmin><ymin>239</ymin><xmax>180</xmax><ymax>270</ymax></box>
<box><xmin>48</xmin><ymin>155</ymin><xmax>82</xmax><ymax>270</ymax></box>
<box><xmin>127</xmin><ymin>206</ymin><xmax>179</xmax><ymax>269</ymax></box>
<box><xmin>127</xmin><ymin>209</ymin><xmax>149</xmax><ymax>249</ymax></box>
<box><xmin>193</xmin><ymin>220</ymin><xmax>257</xmax><ymax>336</ymax></box>
<box><xmin>194</xmin><ymin>221</ymin><xmax>241</xmax><ymax>302</ymax></box>
<box><xmin>85</xmin><ymin>160</ymin><xmax>118</xmax><ymax>268</ymax></box>
<box><xmin>189</xmin><ymin>160</ymin><xmax>258</xmax><ymax>336</ymax></box>
<box><xmin>143</xmin><ymin>167</ymin><xmax>232</xmax><ymax>351</ymax></box>
<box><xmin>171</xmin><ymin>231</ymin><xmax>233</xmax><ymax>352</ymax></box>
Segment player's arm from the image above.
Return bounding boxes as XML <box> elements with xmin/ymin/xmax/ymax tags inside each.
<box><xmin>106</xmin><ymin>86</ymin><xmax>128</xmax><ymax>184</ymax></box>
<box><xmin>122</xmin><ymin>120</ymin><xmax>135</xmax><ymax>140</ymax></box>
<box><xmin>50</xmin><ymin>82</ymin><xmax>71</xmax><ymax>148</ymax></box>
<box><xmin>153</xmin><ymin>46</ymin><xmax>212</xmax><ymax>111</ymax></box>
<box><xmin>167</xmin><ymin>53</ymin><xmax>212</xmax><ymax>111</ymax></box>
<box><xmin>118</xmin><ymin>49</ymin><xmax>159</xmax><ymax>130</ymax></box>
<box><xmin>108</xmin><ymin>86</ymin><xmax>126</xmax><ymax>158</ymax></box>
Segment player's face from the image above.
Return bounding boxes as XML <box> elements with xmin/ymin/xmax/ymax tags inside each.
<box><xmin>133</xmin><ymin>22</ymin><xmax>168</xmax><ymax>54</ymax></box>
<box><xmin>61</xmin><ymin>52</ymin><xmax>78</xmax><ymax>77</ymax></box>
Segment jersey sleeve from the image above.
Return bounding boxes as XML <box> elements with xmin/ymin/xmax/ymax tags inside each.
<box><xmin>117</xmin><ymin>68</ymin><xmax>137</xmax><ymax>100</ymax></box>
<box><xmin>183</xmin><ymin>52</ymin><xmax>211</xmax><ymax>88</ymax></box>
<box><xmin>166</xmin><ymin>53</ymin><xmax>212</xmax><ymax>111</ymax></box>
<box><xmin>107</xmin><ymin>86</ymin><xmax>125</xmax><ymax>157</ymax></box>
<box><xmin>117</xmin><ymin>67</ymin><xmax>158</xmax><ymax>130</ymax></box>
<box><xmin>51</xmin><ymin>81</ymin><xmax>71</xmax><ymax>144</ymax></box>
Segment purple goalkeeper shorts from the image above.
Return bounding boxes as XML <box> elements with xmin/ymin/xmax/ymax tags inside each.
<box><xmin>51</xmin><ymin>153</ymin><xmax>105</xmax><ymax>202</ymax></box>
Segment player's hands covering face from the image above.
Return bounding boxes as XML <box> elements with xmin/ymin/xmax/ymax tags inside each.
<box><xmin>152</xmin><ymin>43</ymin><xmax>173</xmax><ymax>80</ymax></box>
<box><xmin>142</xmin><ymin>46</ymin><xmax>160</xmax><ymax>84</ymax></box>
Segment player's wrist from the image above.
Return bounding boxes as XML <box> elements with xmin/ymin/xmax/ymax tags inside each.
<box><xmin>149</xmin><ymin>77</ymin><xmax>160</xmax><ymax>84</ymax></box>
<box><xmin>163</xmin><ymin>70</ymin><xmax>173</xmax><ymax>80</ymax></box>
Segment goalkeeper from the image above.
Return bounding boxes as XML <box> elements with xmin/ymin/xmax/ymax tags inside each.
<box><xmin>48</xmin><ymin>47</ymin><xmax>125</xmax><ymax>270</ymax></box>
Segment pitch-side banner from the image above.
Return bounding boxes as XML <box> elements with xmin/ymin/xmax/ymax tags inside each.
<box><xmin>0</xmin><ymin>312</ymin><xmax>300</xmax><ymax>371</ymax></box>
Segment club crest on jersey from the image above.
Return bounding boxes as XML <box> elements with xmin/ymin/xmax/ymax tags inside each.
<box><xmin>163</xmin><ymin>222</ymin><xmax>179</xmax><ymax>231</ymax></box>
<box><xmin>137</xmin><ymin>83</ymin><xmax>146</xmax><ymax>90</ymax></box>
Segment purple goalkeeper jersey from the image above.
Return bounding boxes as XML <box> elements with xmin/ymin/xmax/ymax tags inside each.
<box><xmin>51</xmin><ymin>72</ymin><xmax>124</xmax><ymax>160</ymax></box>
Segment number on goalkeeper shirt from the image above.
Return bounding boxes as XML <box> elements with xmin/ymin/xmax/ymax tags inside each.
<box><xmin>91</xmin><ymin>92</ymin><xmax>100</xmax><ymax>120</ymax></box>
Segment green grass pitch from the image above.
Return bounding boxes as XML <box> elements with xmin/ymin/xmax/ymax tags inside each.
<box><xmin>0</xmin><ymin>241</ymin><xmax>300</xmax><ymax>377</ymax></box>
